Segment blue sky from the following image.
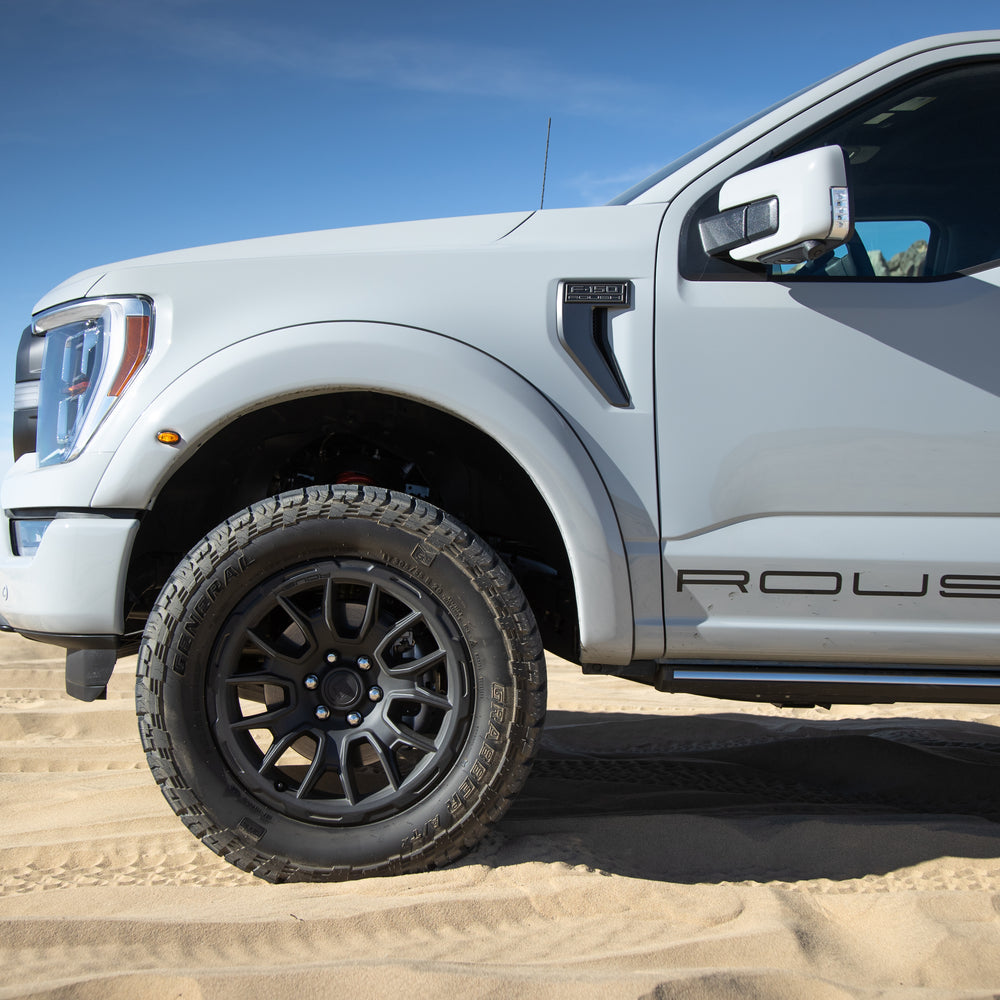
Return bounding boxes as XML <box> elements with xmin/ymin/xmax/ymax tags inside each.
<box><xmin>1</xmin><ymin>0</ymin><xmax>997</xmax><ymax>470</ymax></box>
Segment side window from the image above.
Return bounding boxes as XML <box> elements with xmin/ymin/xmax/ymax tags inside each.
<box><xmin>684</xmin><ymin>60</ymin><xmax>1000</xmax><ymax>282</ymax></box>
<box><xmin>772</xmin><ymin>60</ymin><xmax>1000</xmax><ymax>280</ymax></box>
<box><xmin>856</xmin><ymin>221</ymin><xmax>930</xmax><ymax>277</ymax></box>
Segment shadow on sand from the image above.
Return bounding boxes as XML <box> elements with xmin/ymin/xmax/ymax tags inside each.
<box><xmin>495</xmin><ymin>709</ymin><xmax>1000</xmax><ymax>883</ymax></box>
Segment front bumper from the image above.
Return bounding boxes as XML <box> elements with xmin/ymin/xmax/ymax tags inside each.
<box><xmin>0</xmin><ymin>511</ymin><xmax>139</xmax><ymax>637</ymax></box>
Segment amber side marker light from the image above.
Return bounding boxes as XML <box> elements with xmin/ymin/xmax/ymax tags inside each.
<box><xmin>156</xmin><ymin>430</ymin><xmax>181</xmax><ymax>445</ymax></box>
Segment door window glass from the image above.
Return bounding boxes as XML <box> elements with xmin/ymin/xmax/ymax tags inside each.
<box><xmin>770</xmin><ymin>61</ymin><xmax>1000</xmax><ymax>280</ymax></box>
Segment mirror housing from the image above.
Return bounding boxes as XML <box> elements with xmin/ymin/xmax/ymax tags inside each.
<box><xmin>700</xmin><ymin>145</ymin><xmax>851</xmax><ymax>266</ymax></box>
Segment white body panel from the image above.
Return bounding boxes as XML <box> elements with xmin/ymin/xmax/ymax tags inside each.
<box><xmin>657</xmin><ymin>269</ymin><xmax>1000</xmax><ymax>534</ymax></box>
<box><xmin>665</xmin><ymin>517</ymin><xmax>1000</xmax><ymax>663</ymax></box>
<box><xmin>0</xmin><ymin>516</ymin><xmax>137</xmax><ymax>634</ymax></box>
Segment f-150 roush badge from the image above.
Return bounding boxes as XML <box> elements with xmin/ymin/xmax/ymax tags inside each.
<box><xmin>676</xmin><ymin>569</ymin><xmax>1000</xmax><ymax>598</ymax></box>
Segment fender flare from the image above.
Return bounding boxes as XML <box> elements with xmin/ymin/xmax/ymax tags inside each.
<box><xmin>91</xmin><ymin>321</ymin><xmax>635</xmax><ymax>663</ymax></box>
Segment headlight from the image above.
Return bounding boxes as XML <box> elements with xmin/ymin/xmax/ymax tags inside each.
<box><xmin>34</xmin><ymin>297</ymin><xmax>152</xmax><ymax>466</ymax></box>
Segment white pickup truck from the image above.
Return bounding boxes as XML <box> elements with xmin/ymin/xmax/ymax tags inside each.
<box><xmin>4</xmin><ymin>31</ymin><xmax>1000</xmax><ymax>881</ymax></box>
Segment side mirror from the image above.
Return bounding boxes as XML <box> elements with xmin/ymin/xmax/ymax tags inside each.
<box><xmin>700</xmin><ymin>145</ymin><xmax>851</xmax><ymax>266</ymax></box>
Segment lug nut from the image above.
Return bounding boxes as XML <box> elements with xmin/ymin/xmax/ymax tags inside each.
<box><xmin>368</xmin><ymin>686</ymin><xmax>383</xmax><ymax>702</ymax></box>
<box><xmin>356</xmin><ymin>656</ymin><xmax>371</xmax><ymax>670</ymax></box>
<box><xmin>315</xmin><ymin>705</ymin><xmax>331</xmax><ymax>720</ymax></box>
<box><xmin>304</xmin><ymin>674</ymin><xmax>319</xmax><ymax>690</ymax></box>
<box><xmin>346</xmin><ymin>712</ymin><xmax>363</xmax><ymax>727</ymax></box>
<box><xmin>326</xmin><ymin>652</ymin><xmax>339</xmax><ymax>664</ymax></box>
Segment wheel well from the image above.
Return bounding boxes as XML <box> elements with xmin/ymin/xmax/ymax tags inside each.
<box><xmin>125</xmin><ymin>391</ymin><xmax>579</xmax><ymax>659</ymax></box>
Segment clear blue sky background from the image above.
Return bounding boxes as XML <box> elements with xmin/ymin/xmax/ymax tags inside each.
<box><xmin>1</xmin><ymin>0</ymin><xmax>996</xmax><ymax>472</ymax></box>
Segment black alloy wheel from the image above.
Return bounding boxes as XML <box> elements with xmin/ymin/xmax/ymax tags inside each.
<box><xmin>212</xmin><ymin>559</ymin><xmax>473</xmax><ymax>824</ymax></box>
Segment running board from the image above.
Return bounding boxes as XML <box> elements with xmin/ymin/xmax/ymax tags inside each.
<box><xmin>655</xmin><ymin>661</ymin><xmax>1000</xmax><ymax>706</ymax></box>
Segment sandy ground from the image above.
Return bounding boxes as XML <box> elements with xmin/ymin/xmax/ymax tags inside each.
<box><xmin>3</xmin><ymin>632</ymin><xmax>1000</xmax><ymax>999</ymax></box>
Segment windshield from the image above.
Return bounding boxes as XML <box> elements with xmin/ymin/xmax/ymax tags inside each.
<box><xmin>608</xmin><ymin>76</ymin><xmax>838</xmax><ymax>205</ymax></box>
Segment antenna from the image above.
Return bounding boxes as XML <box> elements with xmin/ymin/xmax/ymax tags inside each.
<box><xmin>539</xmin><ymin>117</ymin><xmax>551</xmax><ymax>210</ymax></box>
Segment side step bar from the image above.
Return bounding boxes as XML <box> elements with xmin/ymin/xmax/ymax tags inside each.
<box><xmin>655</xmin><ymin>661</ymin><xmax>1000</xmax><ymax>706</ymax></box>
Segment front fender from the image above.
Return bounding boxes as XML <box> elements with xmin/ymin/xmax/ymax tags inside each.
<box><xmin>91</xmin><ymin>321</ymin><xmax>635</xmax><ymax>663</ymax></box>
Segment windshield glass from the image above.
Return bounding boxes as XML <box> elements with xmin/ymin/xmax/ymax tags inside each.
<box><xmin>608</xmin><ymin>77</ymin><xmax>836</xmax><ymax>205</ymax></box>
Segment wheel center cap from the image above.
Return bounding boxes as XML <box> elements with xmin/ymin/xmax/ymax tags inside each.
<box><xmin>322</xmin><ymin>668</ymin><xmax>364</xmax><ymax>710</ymax></box>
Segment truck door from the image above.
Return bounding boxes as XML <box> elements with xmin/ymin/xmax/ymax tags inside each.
<box><xmin>655</xmin><ymin>52</ymin><xmax>1000</xmax><ymax>665</ymax></box>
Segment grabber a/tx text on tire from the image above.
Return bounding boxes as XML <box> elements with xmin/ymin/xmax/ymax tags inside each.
<box><xmin>135</xmin><ymin>485</ymin><xmax>546</xmax><ymax>882</ymax></box>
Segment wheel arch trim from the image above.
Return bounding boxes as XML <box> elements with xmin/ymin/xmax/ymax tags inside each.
<box><xmin>91</xmin><ymin>321</ymin><xmax>635</xmax><ymax>663</ymax></box>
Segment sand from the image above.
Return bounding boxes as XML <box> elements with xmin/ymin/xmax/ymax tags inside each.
<box><xmin>2</xmin><ymin>631</ymin><xmax>1000</xmax><ymax>999</ymax></box>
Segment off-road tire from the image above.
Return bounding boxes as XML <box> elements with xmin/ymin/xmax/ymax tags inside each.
<box><xmin>135</xmin><ymin>485</ymin><xmax>545</xmax><ymax>882</ymax></box>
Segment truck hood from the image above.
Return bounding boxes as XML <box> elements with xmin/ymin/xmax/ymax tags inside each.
<box><xmin>33</xmin><ymin>201</ymin><xmax>665</xmax><ymax>428</ymax></box>
<box><xmin>33</xmin><ymin>210</ymin><xmax>534</xmax><ymax>314</ymax></box>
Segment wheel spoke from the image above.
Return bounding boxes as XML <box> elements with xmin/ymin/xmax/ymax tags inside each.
<box><xmin>322</xmin><ymin>575</ymin><xmax>341</xmax><ymax>639</ymax></box>
<box><xmin>276</xmin><ymin>594</ymin><xmax>318</xmax><ymax>652</ymax></box>
<box><xmin>244</xmin><ymin>593</ymin><xmax>319</xmax><ymax>663</ymax></box>
<box><xmin>324</xmin><ymin>575</ymin><xmax>380</xmax><ymax>642</ymax></box>
<box><xmin>245</xmin><ymin>628</ymin><xmax>286</xmax><ymax>662</ymax></box>
<box><xmin>246</xmin><ymin>627</ymin><xmax>311</xmax><ymax>664</ymax></box>
<box><xmin>384</xmin><ymin>686</ymin><xmax>452</xmax><ymax>715</ymax></box>
<box><xmin>225</xmin><ymin>672</ymin><xmax>294</xmax><ymax>690</ymax></box>
<box><xmin>382</xmin><ymin>647</ymin><xmax>447</xmax><ymax>678</ymax></box>
<box><xmin>390</xmin><ymin>723</ymin><xmax>438</xmax><ymax>754</ymax></box>
<box><xmin>337</xmin><ymin>732</ymin><xmax>362</xmax><ymax>805</ymax></box>
<box><xmin>356</xmin><ymin>583</ymin><xmax>380</xmax><ymax>641</ymax></box>
<box><xmin>374</xmin><ymin>609</ymin><xmax>422</xmax><ymax>661</ymax></box>
<box><xmin>295</xmin><ymin>731</ymin><xmax>331</xmax><ymax>799</ymax></box>
<box><xmin>409</xmin><ymin>687</ymin><xmax>453</xmax><ymax>712</ymax></box>
<box><xmin>259</xmin><ymin>729</ymin><xmax>307</xmax><ymax>774</ymax></box>
<box><xmin>294</xmin><ymin>731</ymin><xmax>363</xmax><ymax>805</ymax></box>
<box><xmin>365</xmin><ymin>733</ymin><xmax>402</xmax><ymax>791</ymax></box>
<box><xmin>230</xmin><ymin>702</ymin><xmax>295</xmax><ymax>732</ymax></box>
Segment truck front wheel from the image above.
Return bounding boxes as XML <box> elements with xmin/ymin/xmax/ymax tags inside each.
<box><xmin>135</xmin><ymin>486</ymin><xmax>545</xmax><ymax>881</ymax></box>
